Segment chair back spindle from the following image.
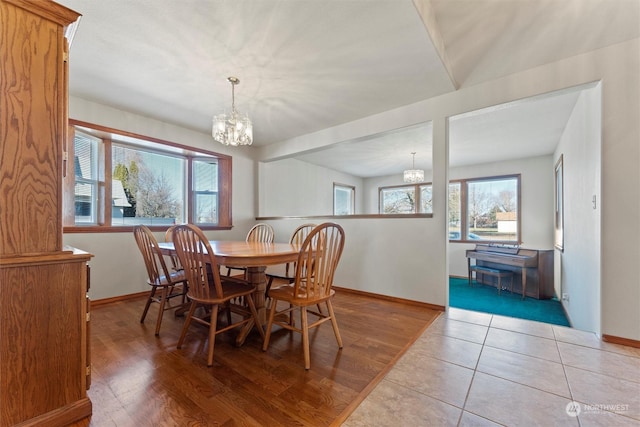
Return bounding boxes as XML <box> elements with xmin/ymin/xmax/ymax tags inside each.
<box><xmin>172</xmin><ymin>224</ymin><xmax>224</xmax><ymax>301</ymax></box>
<box><xmin>286</xmin><ymin>223</ymin><xmax>316</xmax><ymax>275</ymax></box>
<box><xmin>246</xmin><ymin>223</ymin><xmax>275</xmax><ymax>243</ymax></box>
<box><xmin>293</xmin><ymin>223</ymin><xmax>345</xmax><ymax>300</ymax></box>
<box><xmin>134</xmin><ymin>225</ymin><xmax>172</xmax><ymax>286</ymax></box>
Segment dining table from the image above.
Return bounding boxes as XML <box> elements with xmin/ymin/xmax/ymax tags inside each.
<box><xmin>158</xmin><ymin>239</ymin><xmax>300</xmax><ymax>344</ymax></box>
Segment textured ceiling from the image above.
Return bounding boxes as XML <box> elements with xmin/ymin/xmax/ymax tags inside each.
<box><xmin>57</xmin><ymin>0</ymin><xmax>639</xmax><ymax>174</ymax></box>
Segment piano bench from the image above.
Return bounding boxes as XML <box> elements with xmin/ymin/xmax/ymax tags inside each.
<box><xmin>468</xmin><ymin>266</ymin><xmax>514</xmax><ymax>296</ymax></box>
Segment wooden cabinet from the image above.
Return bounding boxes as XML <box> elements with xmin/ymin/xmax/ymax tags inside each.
<box><xmin>0</xmin><ymin>0</ymin><xmax>92</xmax><ymax>425</ymax></box>
<box><xmin>0</xmin><ymin>250</ymin><xmax>92</xmax><ymax>426</ymax></box>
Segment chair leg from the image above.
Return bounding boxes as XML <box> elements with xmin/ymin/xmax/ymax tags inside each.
<box><xmin>177</xmin><ymin>302</ymin><xmax>198</xmax><ymax>349</ymax></box>
<box><xmin>301</xmin><ymin>306</ymin><xmax>310</xmax><ymax>370</ymax></box>
<box><xmin>225</xmin><ymin>301</ymin><xmax>232</xmax><ymax>326</ymax></box>
<box><xmin>140</xmin><ymin>287</ymin><xmax>157</xmax><ymax>323</ymax></box>
<box><xmin>206</xmin><ymin>305</ymin><xmax>219</xmax><ymax>367</ymax></box>
<box><xmin>246</xmin><ymin>293</ymin><xmax>264</xmax><ymax>339</ymax></box>
<box><xmin>265</xmin><ymin>276</ymin><xmax>274</xmax><ymax>298</ymax></box>
<box><xmin>154</xmin><ymin>286</ymin><xmax>169</xmax><ymax>336</ymax></box>
<box><xmin>326</xmin><ymin>300</ymin><xmax>343</xmax><ymax>348</ymax></box>
<box><xmin>262</xmin><ymin>299</ymin><xmax>278</xmax><ymax>351</ymax></box>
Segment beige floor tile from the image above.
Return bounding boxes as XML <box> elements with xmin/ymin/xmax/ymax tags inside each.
<box><xmin>345</xmin><ymin>308</ymin><xmax>640</xmax><ymax>427</ymax></box>
<box><xmin>386</xmin><ymin>351</ymin><xmax>474</xmax><ymax>407</ymax></box>
<box><xmin>477</xmin><ymin>346</ymin><xmax>570</xmax><ymax>397</ymax></box>
<box><xmin>445</xmin><ymin>308</ymin><xmax>493</xmax><ymax>326</ymax></box>
<box><xmin>565</xmin><ymin>365</ymin><xmax>640</xmax><ymax>421</ymax></box>
<box><xmin>600</xmin><ymin>341</ymin><xmax>640</xmax><ymax>359</ymax></box>
<box><xmin>553</xmin><ymin>325</ymin><xmax>602</xmax><ymax>348</ymax></box>
<box><xmin>558</xmin><ymin>342</ymin><xmax>640</xmax><ymax>383</ymax></box>
<box><xmin>458</xmin><ymin>411</ymin><xmax>503</xmax><ymax>426</ymax></box>
<box><xmin>490</xmin><ymin>314</ymin><xmax>555</xmax><ymax>339</ymax></box>
<box><xmin>554</xmin><ymin>326</ymin><xmax>640</xmax><ymax>359</ymax></box>
<box><xmin>428</xmin><ymin>316</ymin><xmax>489</xmax><ymax>344</ymax></box>
<box><xmin>465</xmin><ymin>372</ymin><xmax>578</xmax><ymax>427</ymax></box>
<box><xmin>578</xmin><ymin>407</ymin><xmax>640</xmax><ymax>427</ymax></box>
<box><xmin>485</xmin><ymin>327</ymin><xmax>561</xmax><ymax>362</ymax></box>
<box><xmin>342</xmin><ymin>379</ymin><xmax>462</xmax><ymax>427</ymax></box>
<box><xmin>416</xmin><ymin>331</ymin><xmax>483</xmax><ymax>369</ymax></box>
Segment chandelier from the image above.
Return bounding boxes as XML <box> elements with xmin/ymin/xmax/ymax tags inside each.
<box><xmin>212</xmin><ymin>76</ymin><xmax>253</xmax><ymax>146</ymax></box>
<box><xmin>403</xmin><ymin>152</ymin><xmax>424</xmax><ymax>183</ymax></box>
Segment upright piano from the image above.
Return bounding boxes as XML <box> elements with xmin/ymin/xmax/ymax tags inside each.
<box><xmin>465</xmin><ymin>244</ymin><xmax>554</xmax><ymax>299</ymax></box>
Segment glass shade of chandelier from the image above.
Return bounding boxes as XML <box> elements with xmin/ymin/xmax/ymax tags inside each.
<box><xmin>212</xmin><ymin>76</ymin><xmax>253</xmax><ymax>146</ymax></box>
<box><xmin>403</xmin><ymin>152</ymin><xmax>424</xmax><ymax>183</ymax></box>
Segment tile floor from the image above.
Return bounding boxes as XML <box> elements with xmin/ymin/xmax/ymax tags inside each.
<box><xmin>343</xmin><ymin>308</ymin><xmax>640</xmax><ymax>427</ymax></box>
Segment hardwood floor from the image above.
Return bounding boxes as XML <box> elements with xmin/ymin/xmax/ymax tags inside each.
<box><xmin>74</xmin><ymin>289</ymin><xmax>440</xmax><ymax>426</ymax></box>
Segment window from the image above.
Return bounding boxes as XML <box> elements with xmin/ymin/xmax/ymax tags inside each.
<box><xmin>379</xmin><ymin>184</ymin><xmax>432</xmax><ymax>214</ymax></box>
<box><xmin>333</xmin><ymin>183</ymin><xmax>355</xmax><ymax>215</ymax></box>
<box><xmin>73</xmin><ymin>131</ymin><xmax>99</xmax><ymax>224</ymax></box>
<box><xmin>64</xmin><ymin>121</ymin><xmax>232</xmax><ymax>231</ymax></box>
<box><xmin>450</xmin><ymin>175</ymin><xmax>520</xmax><ymax>243</ymax></box>
<box><xmin>111</xmin><ymin>144</ymin><xmax>185</xmax><ymax>226</ymax></box>
<box><xmin>193</xmin><ymin>159</ymin><xmax>218</xmax><ymax>224</ymax></box>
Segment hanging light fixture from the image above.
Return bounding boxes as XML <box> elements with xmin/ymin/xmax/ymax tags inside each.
<box><xmin>212</xmin><ymin>76</ymin><xmax>253</xmax><ymax>146</ymax></box>
<box><xmin>403</xmin><ymin>152</ymin><xmax>424</xmax><ymax>183</ymax></box>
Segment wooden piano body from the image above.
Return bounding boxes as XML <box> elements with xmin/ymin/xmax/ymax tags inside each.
<box><xmin>465</xmin><ymin>244</ymin><xmax>554</xmax><ymax>299</ymax></box>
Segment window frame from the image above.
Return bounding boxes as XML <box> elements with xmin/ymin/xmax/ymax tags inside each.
<box><xmin>64</xmin><ymin>120</ymin><xmax>233</xmax><ymax>232</ymax></box>
<box><xmin>333</xmin><ymin>183</ymin><xmax>355</xmax><ymax>215</ymax></box>
<box><xmin>450</xmin><ymin>174</ymin><xmax>521</xmax><ymax>244</ymax></box>
<box><xmin>378</xmin><ymin>183</ymin><xmax>433</xmax><ymax>214</ymax></box>
<box><xmin>71</xmin><ymin>130</ymin><xmax>100</xmax><ymax>225</ymax></box>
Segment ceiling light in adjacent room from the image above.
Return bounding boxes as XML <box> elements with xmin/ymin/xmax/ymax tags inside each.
<box><xmin>403</xmin><ymin>152</ymin><xmax>424</xmax><ymax>183</ymax></box>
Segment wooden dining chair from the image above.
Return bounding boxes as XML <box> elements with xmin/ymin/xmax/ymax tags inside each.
<box><xmin>172</xmin><ymin>224</ymin><xmax>264</xmax><ymax>367</ymax></box>
<box><xmin>165</xmin><ymin>225</ymin><xmax>183</xmax><ymax>272</ymax></box>
<box><xmin>226</xmin><ymin>223</ymin><xmax>275</xmax><ymax>278</ymax></box>
<box><xmin>133</xmin><ymin>225</ymin><xmax>188</xmax><ymax>336</ymax></box>
<box><xmin>265</xmin><ymin>223</ymin><xmax>316</xmax><ymax>298</ymax></box>
<box><xmin>262</xmin><ymin>223</ymin><xmax>345</xmax><ymax>370</ymax></box>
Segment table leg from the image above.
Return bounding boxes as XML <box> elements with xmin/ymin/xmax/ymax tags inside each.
<box><xmin>236</xmin><ymin>265</ymin><xmax>267</xmax><ymax>346</ymax></box>
<box><xmin>521</xmin><ymin>267</ymin><xmax>527</xmax><ymax>300</ymax></box>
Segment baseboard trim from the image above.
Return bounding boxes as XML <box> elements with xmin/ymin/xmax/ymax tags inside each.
<box><xmin>333</xmin><ymin>286</ymin><xmax>445</xmax><ymax>312</ymax></box>
<box><xmin>94</xmin><ymin>288</ymin><xmax>446</xmax><ymax>312</ymax></box>
<box><xmin>602</xmin><ymin>334</ymin><xmax>640</xmax><ymax>349</ymax></box>
<box><xmin>92</xmin><ymin>291</ymin><xmax>147</xmax><ymax>307</ymax></box>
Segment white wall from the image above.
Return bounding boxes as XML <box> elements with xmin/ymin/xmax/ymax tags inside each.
<box><xmin>263</xmin><ymin>217</ymin><xmax>446</xmax><ymax>305</ymax></box>
<box><xmin>258</xmin><ymin>38</ymin><xmax>640</xmax><ymax>341</ymax></box>
<box><xmin>554</xmin><ymin>86</ymin><xmax>602</xmax><ymax>334</ymax></box>
<box><xmin>259</xmin><ymin>158</ymin><xmax>363</xmax><ymax>216</ymax></box>
<box><xmin>65</xmin><ymin>38</ymin><xmax>640</xmax><ymax>341</ymax></box>
<box><xmin>63</xmin><ymin>98</ymin><xmax>257</xmax><ymax>300</ymax></box>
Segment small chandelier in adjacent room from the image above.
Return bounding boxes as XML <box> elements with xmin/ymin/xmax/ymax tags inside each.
<box><xmin>212</xmin><ymin>76</ymin><xmax>253</xmax><ymax>146</ymax></box>
<box><xmin>403</xmin><ymin>152</ymin><xmax>424</xmax><ymax>183</ymax></box>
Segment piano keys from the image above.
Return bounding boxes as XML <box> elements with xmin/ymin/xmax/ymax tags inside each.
<box><xmin>466</xmin><ymin>244</ymin><xmax>554</xmax><ymax>299</ymax></box>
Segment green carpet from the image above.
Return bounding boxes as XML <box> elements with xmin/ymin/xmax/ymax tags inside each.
<box><xmin>449</xmin><ymin>277</ymin><xmax>570</xmax><ymax>326</ymax></box>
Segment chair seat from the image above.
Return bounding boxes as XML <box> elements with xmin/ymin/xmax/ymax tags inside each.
<box><xmin>150</xmin><ymin>270</ymin><xmax>186</xmax><ymax>287</ymax></box>
<box><xmin>268</xmin><ymin>284</ymin><xmax>334</xmax><ymax>306</ymax></box>
<box><xmin>188</xmin><ymin>280</ymin><xmax>256</xmax><ymax>305</ymax></box>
